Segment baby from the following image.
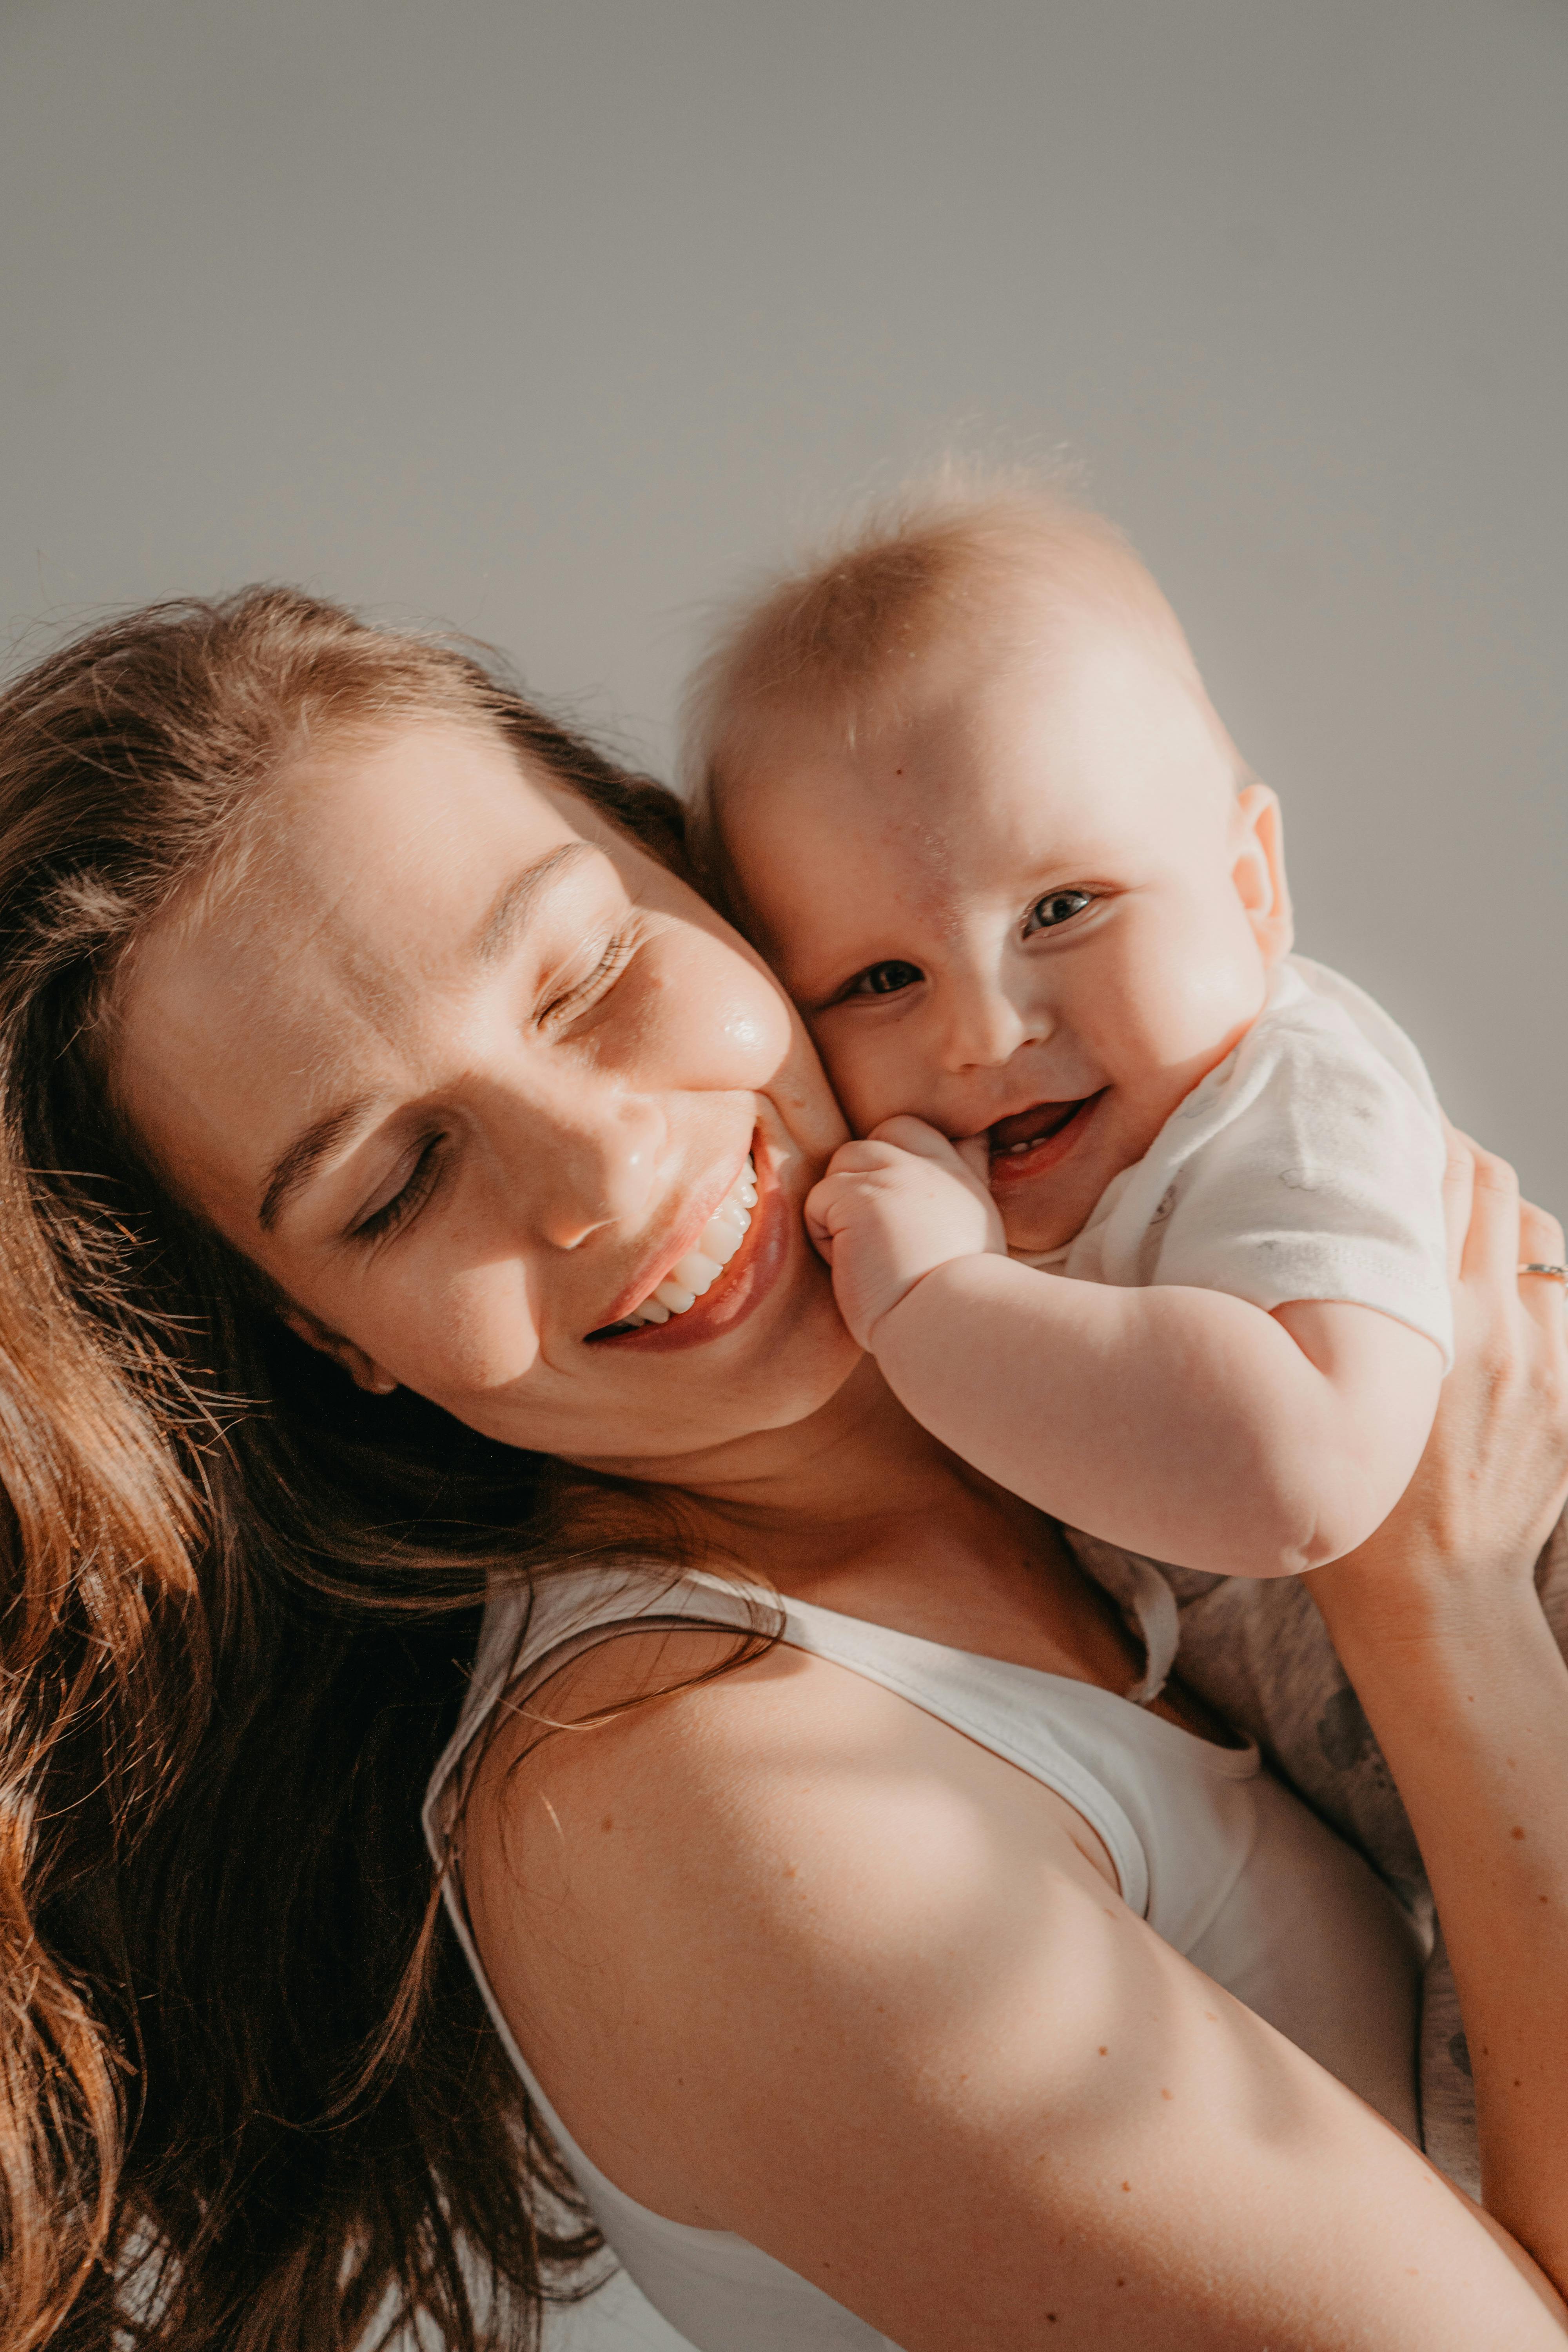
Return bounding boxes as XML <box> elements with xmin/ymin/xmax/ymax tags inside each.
<box><xmin>686</xmin><ymin>480</ymin><xmax>1451</xmax><ymax>1579</ymax></box>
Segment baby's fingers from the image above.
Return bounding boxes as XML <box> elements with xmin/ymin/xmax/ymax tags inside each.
<box><xmin>953</xmin><ymin>1132</ymin><xmax>993</xmax><ymax>1189</ymax></box>
<box><xmin>824</xmin><ymin>1137</ymin><xmax>906</xmax><ymax>1179</ymax></box>
<box><xmin>866</xmin><ymin>1115</ymin><xmax>970</xmax><ymax>1176</ymax></box>
<box><xmin>803</xmin><ymin>1174</ymin><xmax>840</xmax><ymax>1263</ymax></box>
<box><xmin>866</xmin><ymin>1116</ymin><xmax>999</xmax><ymax>1223</ymax></box>
<box><xmin>804</xmin><ymin>1162</ymin><xmax>893</xmax><ymax>1259</ymax></box>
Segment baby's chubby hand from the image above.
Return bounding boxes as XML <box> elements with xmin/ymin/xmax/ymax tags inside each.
<box><xmin>804</xmin><ymin>1116</ymin><xmax>1006</xmax><ymax>1350</ymax></box>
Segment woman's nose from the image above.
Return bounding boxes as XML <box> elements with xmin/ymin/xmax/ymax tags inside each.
<box><xmin>539</xmin><ymin>1103</ymin><xmax>669</xmax><ymax>1250</ymax></box>
<box><xmin>486</xmin><ymin>1082</ymin><xmax>669</xmax><ymax>1250</ymax></box>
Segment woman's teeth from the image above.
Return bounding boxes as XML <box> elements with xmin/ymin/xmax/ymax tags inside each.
<box><xmin>619</xmin><ymin>1157</ymin><xmax>758</xmax><ymax>1327</ymax></box>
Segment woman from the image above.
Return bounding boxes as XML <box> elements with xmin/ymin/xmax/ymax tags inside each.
<box><xmin>4</xmin><ymin>586</ymin><xmax>1567</xmax><ymax>2351</ymax></box>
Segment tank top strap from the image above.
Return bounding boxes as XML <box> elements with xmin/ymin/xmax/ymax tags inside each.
<box><xmin>1055</xmin><ymin>1522</ymin><xmax>1181</xmax><ymax>1703</ymax></box>
<box><xmin>423</xmin><ymin>1557</ymin><xmax>1158</xmax><ymax>1925</ymax></box>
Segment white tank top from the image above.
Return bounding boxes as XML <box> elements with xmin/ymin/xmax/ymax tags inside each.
<box><xmin>423</xmin><ymin>1553</ymin><xmax>1423</xmax><ymax>2352</ymax></box>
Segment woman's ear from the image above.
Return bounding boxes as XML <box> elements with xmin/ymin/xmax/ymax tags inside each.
<box><xmin>1230</xmin><ymin>781</ymin><xmax>1294</xmax><ymax>965</ymax></box>
<box><xmin>280</xmin><ymin>1307</ymin><xmax>398</xmax><ymax>1395</ymax></box>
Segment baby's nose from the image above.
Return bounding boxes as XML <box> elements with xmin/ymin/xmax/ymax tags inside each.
<box><xmin>939</xmin><ymin>978</ymin><xmax>1044</xmax><ymax>1071</ymax></box>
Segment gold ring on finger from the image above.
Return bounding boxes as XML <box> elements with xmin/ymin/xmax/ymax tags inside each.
<box><xmin>1518</xmin><ymin>1262</ymin><xmax>1568</xmax><ymax>1282</ymax></box>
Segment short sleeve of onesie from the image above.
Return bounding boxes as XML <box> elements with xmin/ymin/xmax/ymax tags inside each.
<box><xmin>1042</xmin><ymin>958</ymin><xmax>1454</xmax><ymax>1368</ymax></box>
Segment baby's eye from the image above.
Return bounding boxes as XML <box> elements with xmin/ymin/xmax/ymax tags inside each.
<box><xmin>841</xmin><ymin>958</ymin><xmax>924</xmax><ymax>1000</ymax></box>
<box><xmin>1023</xmin><ymin>889</ymin><xmax>1094</xmax><ymax>937</ymax></box>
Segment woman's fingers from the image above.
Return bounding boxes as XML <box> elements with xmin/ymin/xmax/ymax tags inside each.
<box><xmin>1316</xmin><ymin>1131</ymin><xmax>1568</xmax><ymax>1621</ymax></box>
<box><xmin>1445</xmin><ymin>1127</ymin><xmax>1566</xmax><ymax>1368</ymax></box>
<box><xmin>1458</xmin><ymin>1138</ymin><xmax>1523</xmax><ymax>1290</ymax></box>
<box><xmin>1440</xmin><ymin>1120</ymin><xmax>1477</xmax><ymax>1289</ymax></box>
<box><xmin>1517</xmin><ymin>1200</ymin><xmax>1568</xmax><ymax>1360</ymax></box>
<box><xmin>1519</xmin><ymin>1198</ymin><xmax>1567</xmax><ymax>1272</ymax></box>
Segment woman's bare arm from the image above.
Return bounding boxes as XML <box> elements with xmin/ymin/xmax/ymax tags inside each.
<box><xmin>465</xmin><ymin>1621</ymin><xmax>1566</xmax><ymax>2351</ymax></box>
<box><xmin>1309</xmin><ymin>1137</ymin><xmax>1568</xmax><ymax>2287</ymax></box>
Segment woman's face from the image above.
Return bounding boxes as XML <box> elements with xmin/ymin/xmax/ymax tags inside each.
<box><xmin>113</xmin><ymin>719</ymin><xmax>858</xmax><ymax>1472</ymax></box>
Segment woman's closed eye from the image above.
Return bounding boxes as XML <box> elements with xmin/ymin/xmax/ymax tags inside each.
<box><xmin>346</xmin><ymin>927</ymin><xmax>640</xmax><ymax>1247</ymax></box>
<box><xmin>351</xmin><ymin>1134</ymin><xmax>449</xmax><ymax>1245</ymax></box>
<box><xmin>1022</xmin><ymin>888</ymin><xmax>1094</xmax><ymax>938</ymax></box>
<box><xmin>537</xmin><ymin>922</ymin><xmax>638</xmax><ymax>1028</ymax></box>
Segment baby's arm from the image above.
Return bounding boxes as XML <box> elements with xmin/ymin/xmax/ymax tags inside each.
<box><xmin>806</xmin><ymin>1119</ymin><xmax>1444</xmax><ymax>1579</ymax></box>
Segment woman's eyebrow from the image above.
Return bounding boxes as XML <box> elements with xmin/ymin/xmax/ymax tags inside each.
<box><xmin>258</xmin><ymin>1096</ymin><xmax>377</xmax><ymax>1233</ymax></box>
<box><xmin>475</xmin><ymin>840</ymin><xmax>600</xmax><ymax>965</ymax></box>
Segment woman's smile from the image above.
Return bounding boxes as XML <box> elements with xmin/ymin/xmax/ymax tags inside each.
<box><xmin>591</xmin><ymin>1145</ymin><xmax>758</xmax><ymax>1334</ymax></box>
<box><xmin>588</xmin><ymin>1138</ymin><xmax>796</xmax><ymax>1351</ymax></box>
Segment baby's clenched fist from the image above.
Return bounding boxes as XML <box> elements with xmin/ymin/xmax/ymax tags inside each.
<box><xmin>804</xmin><ymin>1115</ymin><xmax>1006</xmax><ymax>1350</ymax></box>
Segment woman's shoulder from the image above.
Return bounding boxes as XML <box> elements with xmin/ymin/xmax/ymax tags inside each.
<box><xmin>463</xmin><ymin>1617</ymin><xmax>1115</xmax><ymax>1933</ymax></box>
<box><xmin>460</xmin><ymin>1622</ymin><xmax>1115</xmax><ymax>2211</ymax></box>
<box><xmin>466</xmin><ymin>1609</ymin><xmax>1123</xmax><ymax>1869</ymax></box>
<box><xmin>456</xmin><ymin>1623</ymin><xmax>1556</xmax><ymax>2347</ymax></box>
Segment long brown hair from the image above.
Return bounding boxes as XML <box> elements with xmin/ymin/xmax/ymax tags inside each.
<box><xmin>0</xmin><ymin>589</ymin><xmax>709</xmax><ymax>2349</ymax></box>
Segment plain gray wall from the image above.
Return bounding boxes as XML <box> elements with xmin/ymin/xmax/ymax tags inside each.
<box><xmin>4</xmin><ymin>0</ymin><xmax>1566</xmax><ymax>1197</ymax></box>
<box><xmin>3</xmin><ymin>5</ymin><xmax>1563</xmax><ymax>2345</ymax></box>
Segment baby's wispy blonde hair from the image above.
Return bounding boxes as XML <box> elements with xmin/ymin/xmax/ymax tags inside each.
<box><xmin>681</xmin><ymin>461</ymin><xmax>1209</xmax><ymax>872</ymax></box>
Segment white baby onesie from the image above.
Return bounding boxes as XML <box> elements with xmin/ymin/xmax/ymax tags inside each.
<box><xmin>1020</xmin><ymin>955</ymin><xmax>1453</xmax><ymax>1367</ymax></box>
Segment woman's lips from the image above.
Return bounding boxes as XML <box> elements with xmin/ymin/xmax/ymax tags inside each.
<box><xmin>587</xmin><ymin>1137</ymin><xmax>793</xmax><ymax>1352</ymax></box>
<box><xmin>986</xmin><ymin>1089</ymin><xmax>1107</xmax><ymax>1186</ymax></box>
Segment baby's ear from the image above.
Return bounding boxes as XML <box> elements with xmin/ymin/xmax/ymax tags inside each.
<box><xmin>1230</xmin><ymin>781</ymin><xmax>1294</xmax><ymax>964</ymax></box>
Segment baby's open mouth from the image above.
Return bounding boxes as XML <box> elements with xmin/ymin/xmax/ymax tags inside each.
<box><xmin>987</xmin><ymin>1096</ymin><xmax>1097</xmax><ymax>1161</ymax></box>
<box><xmin>590</xmin><ymin>1155</ymin><xmax>759</xmax><ymax>1336</ymax></box>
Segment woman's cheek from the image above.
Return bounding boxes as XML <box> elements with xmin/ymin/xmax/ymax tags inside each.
<box><xmin>642</xmin><ymin>936</ymin><xmax>848</xmax><ymax>1168</ymax></box>
<box><xmin>374</xmin><ymin>1255</ymin><xmax>542</xmax><ymax>1401</ymax></box>
<box><xmin>642</xmin><ymin>933</ymin><xmax>797</xmax><ymax>1086</ymax></box>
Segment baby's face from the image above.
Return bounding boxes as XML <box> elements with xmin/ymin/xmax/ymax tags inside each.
<box><xmin>716</xmin><ymin>602</ymin><xmax>1290</xmax><ymax>1254</ymax></box>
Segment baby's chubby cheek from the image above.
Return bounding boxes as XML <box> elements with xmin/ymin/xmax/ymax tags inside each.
<box><xmin>806</xmin><ymin>1019</ymin><xmax>918</xmax><ymax>1138</ymax></box>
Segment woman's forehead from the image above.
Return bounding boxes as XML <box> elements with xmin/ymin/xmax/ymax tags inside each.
<box><xmin>110</xmin><ymin>721</ymin><xmax>595</xmax><ymax>1213</ymax></box>
<box><xmin>172</xmin><ymin>722</ymin><xmax>589</xmax><ymax>976</ymax></box>
<box><xmin>273</xmin><ymin>717</ymin><xmax>585</xmax><ymax>902</ymax></box>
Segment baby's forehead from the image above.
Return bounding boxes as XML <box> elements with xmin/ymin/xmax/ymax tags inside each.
<box><xmin>716</xmin><ymin>647</ymin><xmax>1239</xmax><ymax>996</ymax></box>
<box><xmin>728</xmin><ymin>523</ymin><xmax>1204</xmax><ymax>757</ymax></box>
<box><xmin>721</xmin><ymin>593</ymin><xmax>1223</xmax><ymax>840</ymax></box>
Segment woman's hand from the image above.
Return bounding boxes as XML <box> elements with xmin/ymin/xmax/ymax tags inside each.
<box><xmin>1308</xmin><ymin>1127</ymin><xmax>1568</xmax><ymax>2287</ymax></box>
<box><xmin>1310</xmin><ymin>1129</ymin><xmax>1568</xmax><ymax>1650</ymax></box>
